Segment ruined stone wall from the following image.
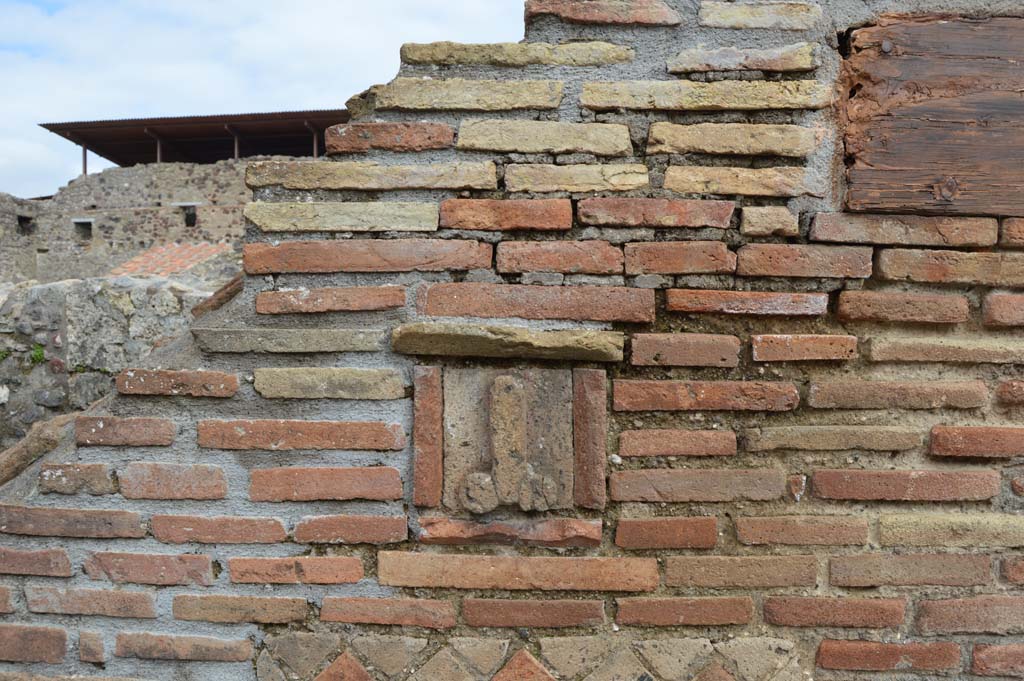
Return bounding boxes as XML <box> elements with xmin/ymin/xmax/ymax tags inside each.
<box><xmin>2</xmin><ymin>1</ymin><xmax>1024</xmax><ymax>680</ymax></box>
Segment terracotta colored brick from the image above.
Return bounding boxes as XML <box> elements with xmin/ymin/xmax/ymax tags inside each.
<box><xmin>667</xmin><ymin>289</ymin><xmax>827</xmax><ymax>315</ymax></box>
<box><xmin>439</xmin><ymin>199</ymin><xmax>572</xmax><ymax>231</ymax></box>
<box><xmin>879</xmin><ymin>249</ymin><xmax>1024</xmax><ymax>287</ymax></box>
<box><xmin>610</xmin><ymin>468</ymin><xmax>786</xmax><ymax>502</ymax></box>
<box><xmin>974</xmin><ymin>644</ymin><xmax>1024</xmax><ymax>676</ymax></box>
<box><xmin>526</xmin><ymin>0</ymin><xmax>681</xmax><ymax>25</ymax></box>
<box><xmin>243</xmin><ymin>239</ymin><xmax>492</xmax><ymax>274</ymax></box>
<box><xmin>0</xmin><ymin>547</ymin><xmax>72</xmax><ymax>576</ymax></box>
<box><xmin>118</xmin><ymin>463</ymin><xmax>226</xmax><ymax>500</ymax></box>
<box><xmin>870</xmin><ymin>337</ymin><xmax>1024</xmax><ymax>364</ymax></box>
<box><xmin>378</xmin><ymin>552</ymin><xmax>658</xmax><ymax>592</ymax></box>
<box><xmin>494</xmin><ymin>650</ymin><xmax>556</xmax><ymax>681</ymax></box>
<box><xmin>616</xmin><ymin>597</ymin><xmax>753</xmax><ymax>626</ymax></box>
<box><xmin>624</xmin><ymin>241</ymin><xmax>736</xmax><ymax>275</ymax></box>
<box><xmin>419</xmin><ymin>517</ymin><xmax>601</xmax><ymax>548</ymax></box>
<box><xmin>809</xmin><ymin>380</ymin><xmax>988</xmax><ymax>409</ymax></box>
<box><xmin>613</xmin><ymin>380</ymin><xmax>799</xmax><ymax>412</ymax></box>
<box><xmin>250</xmin><ymin>466</ymin><xmax>402</xmax><ymax>502</ymax></box>
<box><xmin>1005</xmin><ymin>218</ymin><xmax>1024</xmax><ymax>247</ymax></box>
<box><xmin>578</xmin><ymin>197</ymin><xmax>733</xmax><ymax>228</ymax></box>
<box><xmin>411</xmin><ymin>367</ymin><xmax>444</xmax><ymax>508</ymax></box>
<box><xmin>831</xmin><ymin>554</ymin><xmax>991</xmax><ymax>587</ymax></box>
<box><xmin>998</xmin><ymin>380</ymin><xmax>1024</xmax><ymax>405</ymax></box>
<box><xmin>615</xmin><ymin>517</ymin><xmax>718</xmax><ymax>549</ymax></box>
<box><xmin>256</xmin><ymin>286</ymin><xmax>406</xmax><ymax>314</ymax></box>
<box><xmin>1005</xmin><ymin>557</ymin><xmax>1024</xmax><ymax>584</ymax></box>
<box><xmin>632</xmin><ymin>334</ymin><xmax>740</xmax><ymax>368</ymax></box>
<box><xmin>320</xmin><ymin>597</ymin><xmax>456</xmax><ymax>629</ymax></box>
<box><xmin>39</xmin><ymin>463</ymin><xmax>116</xmax><ymax>495</ymax></box>
<box><xmin>497</xmin><ymin>240</ymin><xmax>623</xmax><ymax>274</ymax></box>
<box><xmin>325</xmin><ymin>122</ymin><xmax>455</xmax><ymax>153</ymax></box>
<box><xmin>0</xmin><ymin>505</ymin><xmax>144</xmax><ymax>538</ymax></box>
<box><xmin>918</xmin><ymin>596</ymin><xmax>1024</xmax><ymax>634</ymax></box>
<box><xmin>766</xmin><ymin>597</ymin><xmax>906</xmax><ymax>628</ymax></box>
<box><xmin>464</xmin><ymin>599</ymin><xmax>605</xmax><ymax>628</ymax></box>
<box><xmin>812</xmin><ymin>469</ymin><xmax>999</xmax><ymax>501</ymax></box>
<box><xmin>293</xmin><ymin>514</ymin><xmax>407</xmax><ymax>544</ymax></box>
<box><xmin>752</xmin><ymin>334</ymin><xmax>858</xmax><ymax>362</ymax></box>
<box><xmin>198</xmin><ymin>419</ymin><xmax>405</xmax><ymax>451</ymax></box>
<box><xmin>811</xmin><ymin>213</ymin><xmax>997</xmax><ymax>247</ymax></box>
<box><xmin>931</xmin><ymin>426</ymin><xmax>1024</xmax><ymax>458</ymax></box>
<box><xmin>151</xmin><ymin>515</ymin><xmax>287</xmax><ymax>544</ymax></box>
<box><xmin>75</xmin><ymin>416</ymin><xmax>175</xmax><ymax>446</ymax></box>
<box><xmin>666</xmin><ymin>556</ymin><xmax>816</xmax><ymax>588</ymax></box>
<box><xmin>984</xmin><ymin>293</ymin><xmax>1024</xmax><ymax>326</ymax></box>
<box><xmin>0</xmin><ymin>587</ymin><xmax>10</xmax><ymax>614</ymax></box>
<box><xmin>838</xmin><ymin>290</ymin><xmax>970</xmax><ymax>324</ymax></box>
<box><xmin>115</xmin><ymin>632</ymin><xmax>251</xmax><ymax>662</ymax></box>
<box><xmin>84</xmin><ymin>552</ymin><xmax>214</xmax><ymax>586</ymax></box>
<box><xmin>737</xmin><ymin>516</ymin><xmax>868</xmax><ymax>546</ymax></box>
<box><xmin>418</xmin><ymin>282</ymin><xmax>655</xmax><ymax>323</ymax></box>
<box><xmin>79</xmin><ymin>630</ymin><xmax>105</xmax><ymax>663</ymax></box>
<box><xmin>573</xmin><ymin>368</ymin><xmax>607</xmax><ymax>510</ymax></box>
<box><xmin>115</xmin><ymin>369</ymin><xmax>238</xmax><ymax>397</ymax></box>
<box><xmin>746</xmin><ymin>425</ymin><xmax>922</xmax><ymax>452</ymax></box>
<box><xmin>227</xmin><ymin>557</ymin><xmax>363</xmax><ymax>584</ymax></box>
<box><xmin>817</xmin><ymin>640</ymin><xmax>961</xmax><ymax>672</ymax></box>
<box><xmin>0</xmin><ymin>624</ymin><xmax>66</xmax><ymax>663</ymax></box>
<box><xmin>1015</xmin><ymin>478</ymin><xmax>1024</xmax><ymax>496</ymax></box>
<box><xmin>173</xmin><ymin>594</ymin><xmax>306</xmax><ymax>623</ymax></box>
<box><xmin>619</xmin><ymin>429</ymin><xmax>737</xmax><ymax>457</ymax></box>
<box><xmin>737</xmin><ymin>244</ymin><xmax>872</xmax><ymax>278</ymax></box>
<box><xmin>316</xmin><ymin>651</ymin><xmax>372</xmax><ymax>681</ymax></box>
<box><xmin>26</xmin><ymin>586</ymin><xmax>155</xmax><ymax>619</ymax></box>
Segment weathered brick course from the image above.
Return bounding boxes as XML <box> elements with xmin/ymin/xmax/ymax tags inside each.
<box><xmin>418</xmin><ymin>282</ymin><xmax>655</xmax><ymax>322</ymax></box>
<box><xmin>837</xmin><ymin>290</ymin><xmax>971</xmax><ymax>324</ymax></box>
<box><xmin>440</xmin><ymin>199</ymin><xmax>572</xmax><ymax>231</ymax></box>
<box><xmin>244</xmin><ymin>239</ymin><xmax>491</xmax><ymax>274</ymax></box>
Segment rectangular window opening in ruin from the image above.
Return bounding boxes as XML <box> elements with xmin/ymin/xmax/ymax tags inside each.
<box><xmin>72</xmin><ymin>218</ymin><xmax>94</xmax><ymax>241</ymax></box>
<box><xmin>16</xmin><ymin>215</ymin><xmax>35</xmax><ymax>236</ymax></box>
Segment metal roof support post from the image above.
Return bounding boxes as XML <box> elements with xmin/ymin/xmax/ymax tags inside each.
<box><xmin>225</xmin><ymin>124</ymin><xmax>241</xmax><ymax>159</ymax></box>
<box><xmin>81</xmin><ymin>144</ymin><xmax>88</xmax><ymax>176</ymax></box>
<box><xmin>144</xmin><ymin>128</ymin><xmax>163</xmax><ymax>163</ymax></box>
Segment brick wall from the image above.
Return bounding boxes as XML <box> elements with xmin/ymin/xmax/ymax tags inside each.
<box><xmin>2</xmin><ymin>1</ymin><xmax>1024</xmax><ymax>680</ymax></box>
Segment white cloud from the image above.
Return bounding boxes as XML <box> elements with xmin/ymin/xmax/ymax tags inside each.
<box><xmin>0</xmin><ymin>0</ymin><xmax>525</xmax><ymax>197</ymax></box>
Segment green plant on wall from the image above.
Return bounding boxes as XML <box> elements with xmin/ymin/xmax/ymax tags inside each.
<box><xmin>0</xmin><ymin>349</ymin><xmax>10</xmax><ymax>362</ymax></box>
<box><xmin>29</xmin><ymin>344</ymin><xmax>45</xmax><ymax>365</ymax></box>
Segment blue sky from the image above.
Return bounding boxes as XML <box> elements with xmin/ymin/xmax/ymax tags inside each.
<box><xmin>0</xmin><ymin>0</ymin><xmax>524</xmax><ymax>198</ymax></box>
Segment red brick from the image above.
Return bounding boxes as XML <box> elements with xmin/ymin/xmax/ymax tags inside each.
<box><xmin>879</xmin><ymin>249</ymin><xmax>1024</xmax><ymax>287</ymax></box>
<box><xmin>620</xmin><ymin>429</ymin><xmax>736</xmax><ymax>457</ymax></box>
<box><xmin>737</xmin><ymin>244</ymin><xmax>873</xmax><ymax>278</ymax></box>
<box><xmin>115</xmin><ymin>632</ymin><xmax>251</xmax><ymax>662</ymax></box>
<box><xmin>1005</xmin><ymin>557</ymin><xmax>1024</xmax><ymax>584</ymax></box>
<box><xmin>418</xmin><ymin>517</ymin><xmax>601</xmax><ymax>548</ymax></box>
<box><xmin>526</xmin><ymin>0</ymin><xmax>681</xmax><ymax>25</ymax></box>
<box><xmin>998</xmin><ymin>380</ymin><xmax>1024</xmax><ymax>405</ymax></box>
<box><xmin>610</xmin><ymin>468</ymin><xmax>786</xmax><ymax>502</ymax></box>
<box><xmin>227</xmin><ymin>557</ymin><xmax>363</xmax><ymax>584</ymax></box>
<box><xmin>817</xmin><ymin>640</ymin><xmax>961</xmax><ymax>672</ymax></box>
<box><xmin>666</xmin><ymin>556</ymin><xmax>816</xmax><ymax>588</ymax></box>
<box><xmin>974</xmin><ymin>644</ymin><xmax>1024</xmax><ymax>676</ymax></box>
<box><xmin>984</xmin><ymin>293</ymin><xmax>1024</xmax><ymax>326</ymax></box>
<box><xmin>573</xmin><ymin>368</ymin><xmax>607</xmax><ymax>510</ymax></box>
<box><xmin>615</xmin><ymin>517</ymin><xmax>718</xmax><ymax>549</ymax></box>
<box><xmin>326</xmin><ymin>122</ymin><xmax>454</xmax><ymax>153</ymax></box>
<box><xmin>173</xmin><ymin>594</ymin><xmax>306</xmax><ymax>623</ymax></box>
<box><xmin>26</xmin><ymin>586</ymin><xmax>155</xmax><ymax>619</ymax></box>
<box><xmin>736</xmin><ymin>516</ymin><xmax>868</xmax><ymax>546</ymax></box>
<box><xmin>151</xmin><ymin>515</ymin><xmax>287</xmax><ymax>544</ymax></box>
<box><xmin>256</xmin><ymin>286</ymin><xmax>406</xmax><ymax>314</ymax></box>
<box><xmin>418</xmin><ymin>282</ymin><xmax>655</xmax><ymax>323</ymax></box>
<box><xmin>752</xmin><ymin>334</ymin><xmax>858</xmax><ymax>362</ymax></box>
<box><xmin>243</xmin><ymin>239</ymin><xmax>491</xmax><ymax>274</ymax></box>
<box><xmin>811</xmin><ymin>213</ymin><xmax>997</xmax><ymax>246</ymax></box>
<box><xmin>0</xmin><ymin>505</ymin><xmax>144</xmax><ymax>538</ymax></box>
<box><xmin>667</xmin><ymin>289</ymin><xmax>828</xmax><ymax>316</ymax></box>
<box><xmin>624</xmin><ymin>241</ymin><xmax>736</xmax><ymax>275</ymax></box>
<box><xmin>1005</xmin><ymin>218</ymin><xmax>1024</xmax><ymax>247</ymax></box>
<box><xmin>918</xmin><ymin>596</ymin><xmax>1024</xmax><ymax>634</ymax></box>
<box><xmin>1015</xmin><ymin>477</ymin><xmax>1024</xmax><ymax>496</ymax></box>
<box><xmin>412</xmin><ymin>367</ymin><xmax>444</xmax><ymax>507</ymax></box>
<box><xmin>837</xmin><ymin>290</ymin><xmax>970</xmax><ymax>324</ymax></box>
<box><xmin>75</xmin><ymin>416</ymin><xmax>174</xmax><ymax>446</ymax></box>
<box><xmin>118</xmin><ymin>463</ymin><xmax>227</xmax><ymax>500</ymax></box>
<box><xmin>831</xmin><ymin>554</ymin><xmax>991</xmax><ymax>587</ymax></box>
<box><xmin>931</xmin><ymin>426</ymin><xmax>1024</xmax><ymax>458</ymax></box>
<box><xmin>84</xmin><ymin>552</ymin><xmax>213</xmax><ymax>586</ymax></box>
<box><xmin>317</xmin><ymin>651</ymin><xmax>372</xmax><ymax>681</ymax></box>
<box><xmin>693</xmin><ymin>664</ymin><xmax>736</xmax><ymax>681</ymax></box>
<box><xmin>764</xmin><ymin>597</ymin><xmax>906</xmax><ymax>628</ymax></box>
<box><xmin>809</xmin><ymin>380</ymin><xmax>988</xmax><ymax>409</ymax></box>
<box><xmin>464</xmin><ymin>599</ymin><xmax>605</xmax><ymax>628</ymax></box>
<box><xmin>293</xmin><ymin>514</ymin><xmax>407</xmax><ymax>544</ymax></box>
<box><xmin>812</xmin><ymin>469</ymin><xmax>999</xmax><ymax>501</ymax></box>
<box><xmin>497</xmin><ymin>240</ymin><xmax>623</xmax><ymax>274</ymax></box>
<box><xmin>616</xmin><ymin>597</ymin><xmax>753</xmax><ymax>626</ymax></box>
<box><xmin>0</xmin><ymin>547</ymin><xmax>72</xmax><ymax>576</ymax></box>
<box><xmin>613</xmin><ymin>380</ymin><xmax>799</xmax><ymax>412</ymax></box>
<box><xmin>0</xmin><ymin>587</ymin><xmax>10</xmax><ymax>614</ymax></box>
<box><xmin>198</xmin><ymin>419</ymin><xmax>405</xmax><ymax>451</ymax></box>
<box><xmin>439</xmin><ymin>199</ymin><xmax>572</xmax><ymax>231</ymax></box>
<box><xmin>250</xmin><ymin>467</ymin><xmax>403</xmax><ymax>502</ymax></box>
<box><xmin>631</xmin><ymin>334</ymin><xmax>741</xmax><ymax>368</ymax></box>
<box><xmin>39</xmin><ymin>463</ymin><xmax>116</xmax><ymax>495</ymax></box>
<box><xmin>115</xmin><ymin>369</ymin><xmax>238</xmax><ymax>397</ymax></box>
<box><xmin>0</xmin><ymin>624</ymin><xmax>66</xmax><ymax>663</ymax></box>
<box><xmin>494</xmin><ymin>650</ymin><xmax>556</xmax><ymax>681</ymax></box>
<box><xmin>320</xmin><ymin>597</ymin><xmax>456</xmax><ymax>629</ymax></box>
<box><xmin>578</xmin><ymin>198</ymin><xmax>732</xmax><ymax>227</ymax></box>
<box><xmin>79</xmin><ymin>630</ymin><xmax>105</xmax><ymax>663</ymax></box>
<box><xmin>378</xmin><ymin>552</ymin><xmax>658</xmax><ymax>591</ymax></box>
